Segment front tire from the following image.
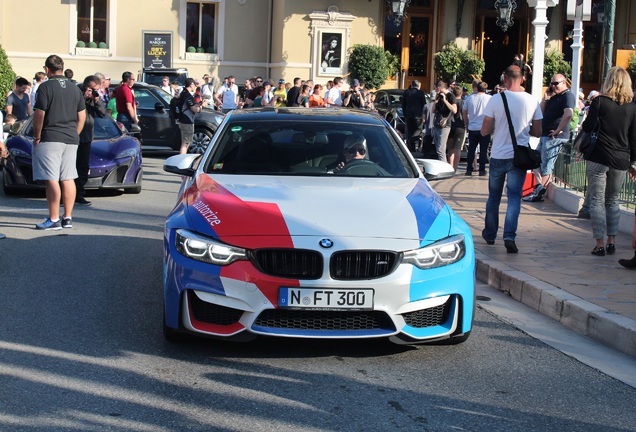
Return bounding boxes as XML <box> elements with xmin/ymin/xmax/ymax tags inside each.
<box><xmin>189</xmin><ymin>128</ymin><xmax>213</xmax><ymax>154</ymax></box>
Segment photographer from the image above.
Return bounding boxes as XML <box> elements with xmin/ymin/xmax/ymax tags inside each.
<box><xmin>178</xmin><ymin>78</ymin><xmax>208</xmax><ymax>154</ymax></box>
<box><xmin>76</xmin><ymin>75</ymin><xmax>106</xmax><ymax>206</ymax></box>
<box><xmin>431</xmin><ymin>80</ymin><xmax>457</xmax><ymax>161</ymax></box>
<box><xmin>343</xmin><ymin>79</ymin><xmax>363</xmax><ymax>109</ymax></box>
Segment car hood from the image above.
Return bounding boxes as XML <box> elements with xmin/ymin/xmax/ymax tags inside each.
<box><xmin>179</xmin><ymin>174</ymin><xmax>451</xmax><ymax>246</ymax></box>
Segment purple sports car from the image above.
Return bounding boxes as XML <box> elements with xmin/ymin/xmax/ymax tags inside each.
<box><xmin>2</xmin><ymin>116</ymin><xmax>143</xmax><ymax>195</ymax></box>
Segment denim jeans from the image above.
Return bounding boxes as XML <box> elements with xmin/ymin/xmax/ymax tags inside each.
<box><xmin>116</xmin><ymin>113</ymin><xmax>132</xmax><ymax>132</ymax></box>
<box><xmin>466</xmin><ymin>130</ymin><xmax>490</xmax><ymax>173</ymax></box>
<box><xmin>484</xmin><ymin>158</ymin><xmax>526</xmax><ymax>241</ymax></box>
<box><xmin>432</xmin><ymin>126</ymin><xmax>451</xmax><ymax>161</ymax></box>
<box><xmin>586</xmin><ymin>160</ymin><xmax>627</xmax><ymax>239</ymax></box>
<box><xmin>537</xmin><ymin>136</ymin><xmax>567</xmax><ymax>176</ymax></box>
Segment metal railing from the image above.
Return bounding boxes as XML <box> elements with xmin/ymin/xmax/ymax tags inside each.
<box><xmin>553</xmin><ymin>141</ymin><xmax>636</xmax><ymax>208</ymax></box>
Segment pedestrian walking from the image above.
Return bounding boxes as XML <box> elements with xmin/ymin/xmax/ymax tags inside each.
<box><xmin>463</xmin><ymin>80</ymin><xmax>492</xmax><ymax>176</ymax></box>
<box><xmin>32</xmin><ymin>54</ymin><xmax>86</xmax><ymax>230</ymax></box>
<box><xmin>402</xmin><ymin>80</ymin><xmax>426</xmax><ymax>152</ymax></box>
<box><xmin>580</xmin><ymin>67</ymin><xmax>636</xmax><ymax>257</ymax></box>
<box><xmin>480</xmin><ymin>65</ymin><xmax>542</xmax><ymax>253</ymax></box>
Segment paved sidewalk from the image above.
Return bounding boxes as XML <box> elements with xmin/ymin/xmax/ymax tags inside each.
<box><xmin>433</xmin><ymin>173</ymin><xmax>636</xmax><ymax>358</ymax></box>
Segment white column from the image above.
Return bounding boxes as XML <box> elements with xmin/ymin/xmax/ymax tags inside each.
<box><xmin>529</xmin><ymin>0</ymin><xmax>551</xmax><ymax>101</ymax></box>
<box><xmin>570</xmin><ymin>17</ymin><xmax>584</xmax><ymax>97</ymax></box>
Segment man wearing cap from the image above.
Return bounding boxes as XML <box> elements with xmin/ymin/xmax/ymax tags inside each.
<box><xmin>343</xmin><ymin>79</ymin><xmax>364</xmax><ymax>109</ymax></box>
<box><xmin>273</xmin><ymin>79</ymin><xmax>287</xmax><ymax>107</ymax></box>
<box><xmin>333</xmin><ymin>134</ymin><xmax>390</xmax><ymax>175</ymax></box>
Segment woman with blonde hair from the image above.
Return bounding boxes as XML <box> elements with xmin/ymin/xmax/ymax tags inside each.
<box><xmin>580</xmin><ymin>66</ymin><xmax>636</xmax><ymax>256</ymax></box>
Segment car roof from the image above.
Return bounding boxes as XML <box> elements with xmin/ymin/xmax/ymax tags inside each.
<box><xmin>226</xmin><ymin>107</ymin><xmax>386</xmax><ymax>125</ymax></box>
<box><xmin>142</xmin><ymin>67</ymin><xmax>188</xmax><ymax>73</ymax></box>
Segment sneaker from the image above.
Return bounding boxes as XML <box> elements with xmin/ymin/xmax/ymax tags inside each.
<box><xmin>464</xmin><ymin>171</ymin><xmax>473</xmax><ymax>176</ymax></box>
<box><xmin>577</xmin><ymin>209</ymin><xmax>591</xmax><ymax>219</ymax></box>
<box><xmin>537</xmin><ymin>185</ymin><xmax>547</xmax><ymax>198</ymax></box>
<box><xmin>75</xmin><ymin>197</ymin><xmax>92</xmax><ymax>206</ymax></box>
<box><xmin>522</xmin><ymin>185</ymin><xmax>545</xmax><ymax>202</ymax></box>
<box><xmin>36</xmin><ymin>218</ymin><xmax>62</xmax><ymax>231</ymax></box>
<box><xmin>479</xmin><ymin>171</ymin><xmax>487</xmax><ymax>176</ymax></box>
<box><xmin>61</xmin><ymin>217</ymin><xmax>73</xmax><ymax>229</ymax></box>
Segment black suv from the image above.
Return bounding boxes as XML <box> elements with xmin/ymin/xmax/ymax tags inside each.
<box><xmin>111</xmin><ymin>81</ymin><xmax>224</xmax><ymax>153</ymax></box>
<box><xmin>138</xmin><ymin>67</ymin><xmax>189</xmax><ymax>88</ymax></box>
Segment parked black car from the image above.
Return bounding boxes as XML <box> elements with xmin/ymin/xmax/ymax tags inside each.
<box><xmin>110</xmin><ymin>82</ymin><xmax>224</xmax><ymax>153</ymax></box>
<box><xmin>138</xmin><ymin>67</ymin><xmax>189</xmax><ymax>88</ymax></box>
<box><xmin>373</xmin><ymin>89</ymin><xmax>431</xmax><ymax>135</ymax></box>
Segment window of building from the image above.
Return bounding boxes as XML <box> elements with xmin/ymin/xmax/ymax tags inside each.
<box><xmin>186</xmin><ymin>2</ymin><xmax>217</xmax><ymax>53</ymax></box>
<box><xmin>77</xmin><ymin>0</ymin><xmax>108</xmax><ymax>45</ymax></box>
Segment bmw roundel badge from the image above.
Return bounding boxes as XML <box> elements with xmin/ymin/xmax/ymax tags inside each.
<box><xmin>319</xmin><ymin>238</ymin><xmax>333</xmax><ymax>248</ymax></box>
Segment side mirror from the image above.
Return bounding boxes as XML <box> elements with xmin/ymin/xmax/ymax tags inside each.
<box><xmin>163</xmin><ymin>153</ymin><xmax>201</xmax><ymax>177</ymax></box>
<box><xmin>415</xmin><ymin>158</ymin><xmax>456</xmax><ymax>181</ymax></box>
<box><xmin>155</xmin><ymin>102</ymin><xmax>166</xmax><ymax>113</ymax></box>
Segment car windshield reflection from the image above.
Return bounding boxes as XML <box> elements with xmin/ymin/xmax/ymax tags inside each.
<box><xmin>204</xmin><ymin>120</ymin><xmax>415</xmax><ymax>177</ymax></box>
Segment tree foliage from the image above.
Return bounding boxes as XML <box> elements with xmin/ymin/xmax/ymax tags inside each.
<box><xmin>0</xmin><ymin>45</ymin><xmax>16</xmax><ymax>111</ymax></box>
<box><xmin>433</xmin><ymin>42</ymin><xmax>484</xmax><ymax>84</ymax></box>
<box><xmin>628</xmin><ymin>54</ymin><xmax>636</xmax><ymax>90</ymax></box>
<box><xmin>347</xmin><ymin>44</ymin><xmax>391</xmax><ymax>90</ymax></box>
<box><xmin>528</xmin><ymin>49</ymin><xmax>572</xmax><ymax>86</ymax></box>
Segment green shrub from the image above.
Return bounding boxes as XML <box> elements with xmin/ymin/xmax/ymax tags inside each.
<box><xmin>347</xmin><ymin>44</ymin><xmax>391</xmax><ymax>90</ymax></box>
<box><xmin>76</xmin><ymin>41</ymin><xmax>86</xmax><ymax>48</ymax></box>
<box><xmin>186</xmin><ymin>46</ymin><xmax>196</xmax><ymax>53</ymax></box>
<box><xmin>0</xmin><ymin>45</ymin><xmax>16</xmax><ymax>111</ymax></box>
<box><xmin>628</xmin><ymin>54</ymin><xmax>636</xmax><ymax>90</ymax></box>
<box><xmin>434</xmin><ymin>42</ymin><xmax>485</xmax><ymax>84</ymax></box>
<box><xmin>206</xmin><ymin>46</ymin><xmax>216</xmax><ymax>54</ymax></box>
<box><xmin>88</xmin><ymin>41</ymin><xmax>97</xmax><ymax>48</ymax></box>
<box><xmin>196</xmin><ymin>47</ymin><xmax>205</xmax><ymax>53</ymax></box>
<box><xmin>98</xmin><ymin>42</ymin><xmax>108</xmax><ymax>49</ymax></box>
<box><xmin>528</xmin><ymin>49</ymin><xmax>572</xmax><ymax>86</ymax></box>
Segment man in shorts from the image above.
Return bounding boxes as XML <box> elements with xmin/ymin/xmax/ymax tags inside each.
<box><xmin>177</xmin><ymin>78</ymin><xmax>207</xmax><ymax>154</ymax></box>
<box><xmin>32</xmin><ymin>54</ymin><xmax>86</xmax><ymax>230</ymax></box>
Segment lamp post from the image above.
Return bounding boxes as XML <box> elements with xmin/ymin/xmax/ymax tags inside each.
<box><xmin>494</xmin><ymin>0</ymin><xmax>517</xmax><ymax>32</ymax></box>
<box><xmin>388</xmin><ymin>0</ymin><xmax>410</xmax><ymax>25</ymax></box>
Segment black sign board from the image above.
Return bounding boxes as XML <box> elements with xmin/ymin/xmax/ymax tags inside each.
<box><xmin>143</xmin><ymin>32</ymin><xmax>172</xmax><ymax>68</ymax></box>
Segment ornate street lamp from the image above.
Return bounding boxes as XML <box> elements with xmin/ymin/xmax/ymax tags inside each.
<box><xmin>388</xmin><ymin>0</ymin><xmax>411</xmax><ymax>25</ymax></box>
<box><xmin>494</xmin><ymin>0</ymin><xmax>517</xmax><ymax>32</ymax></box>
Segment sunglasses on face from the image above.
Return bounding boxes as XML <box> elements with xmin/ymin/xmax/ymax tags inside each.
<box><xmin>347</xmin><ymin>147</ymin><xmax>366</xmax><ymax>155</ymax></box>
<box><xmin>550</xmin><ymin>81</ymin><xmax>563</xmax><ymax>86</ymax></box>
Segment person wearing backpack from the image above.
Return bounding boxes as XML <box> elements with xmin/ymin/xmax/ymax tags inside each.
<box><xmin>177</xmin><ymin>78</ymin><xmax>208</xmax><ymax>154</ymax></box>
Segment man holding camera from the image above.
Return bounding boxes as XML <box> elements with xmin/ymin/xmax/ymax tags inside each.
<box><xmin>75</xmin><ymin>75</ymin><xmax>107</xmax><ymax>206</ymax></box>
<box><xmin>178</xmin><ymin>78</ymin><xmax>208</xmax><ymax>154</ymax></box>
<box><xmin>431</xmin><ymin>80</ymin><xmax>458</xmax><ymax>161</ymax></box>
<box><xmin>343</xmin><ymin>79</ymin><xmax>364</xmax><ymax>109</ymax></box>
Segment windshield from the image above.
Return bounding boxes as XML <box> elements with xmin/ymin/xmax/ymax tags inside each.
<box><xmin>93</xmin><ymin>116</ymin><xmax>123</xmax><ymax>140</ymax></box>
<box><xmin>204</xmin><ymin>120</ymin><xmax>415</xmax><ymax>178</ymax></box>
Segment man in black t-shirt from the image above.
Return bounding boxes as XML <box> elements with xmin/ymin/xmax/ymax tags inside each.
<box><xmin>177</xmin><ymin>78</ymin><xmax>208</xmax><ymax>154</ymax></box>
<box><xmin>32</xmin><ymin>55</ymin><xmax>86</xmax><ymax>230</ymax></box>
<box><xmin>286</xmin><ymin>77</ymin><xmax>302</xmax><ymax>107</ymax></box>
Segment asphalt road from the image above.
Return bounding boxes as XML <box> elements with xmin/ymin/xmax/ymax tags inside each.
<box><xmin>0</xmin><ymin>155</ymin><xmax>635</xmax><ymax>432</ymax></box>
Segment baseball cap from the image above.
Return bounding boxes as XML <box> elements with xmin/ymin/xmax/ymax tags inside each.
<box><xmin>588</xmin><ymin>90</ymin><xmax>599</xmax><ymax>100</ymax></box>
<box><xmin>343</xmin><ymin>134</ymin><xmax>367</xmax><ymax>150</ymax></box>
<box><xmin>263</xmin><ymin>81</ymin><xmax>272</xmax><ymax>87</ymax></box>
<box><xmin>278</xmin><ymin>78</ymin><xmax>285</xmax><ymax>84</ymax></box>
<box><xmin>351</xmin><ymin>79</ymin><xmax>360</xmax><ymax>87</ymax></box>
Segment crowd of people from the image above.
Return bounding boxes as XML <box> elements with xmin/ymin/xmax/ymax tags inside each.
<box><xmin>1</xmin><ymin>56</ymin><xmax>635</xmax><ymax>269</ymax></box>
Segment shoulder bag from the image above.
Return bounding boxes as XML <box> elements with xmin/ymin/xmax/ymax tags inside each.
<box><xmin>501</xmin><ymin>92</ymin><xmax>541</xmax><ymax>171</ymax></box>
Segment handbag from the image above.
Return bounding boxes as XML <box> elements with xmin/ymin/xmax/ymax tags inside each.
<box><xmin>501</xmin><ymin>92</ymin><xmax>541</xmax><ymax>171</ymax></box>
<box><xmin>573</xmin><ymin>121</ymin><xmax>600</xmax><ymax>158</ymax></box>
<box><xmin>433</xmin><ymin>110</ymin><xmax>452</xmax><ymax>128</ymax></box>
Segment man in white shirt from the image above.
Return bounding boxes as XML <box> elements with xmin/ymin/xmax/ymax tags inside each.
<box><xmin>215</xmin><ymin>75</ymin><xmax>239</xmax><ymax>113</ymax></box>
<box><xmin>160</xmin><ymin>76</ymin><xmax>174</xmax><ymax>96</ymax></box>
<box><xmin>325</xmin><ymin>77</ymin><xmax>343</xmax><ymax>107</ymax></box>
<box><xmin>463</xmin><ymin>80</ymin><xmax>492</xmax><ymax>175</ymax></box>
<box><xmin>480</xmin><ymin>65</ymin><xmax>542</xmax><ymax>254</ymax></box>
<box><xmin>201</xmin><ymin>74</ymin><xmax>214</xmax><ymax>105</ymax></box>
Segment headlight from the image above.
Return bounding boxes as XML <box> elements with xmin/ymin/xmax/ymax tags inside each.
<box><xmin>402</xmin><ymin>235</ymin><xmax>465</xmax><ymax>269</ymax></box>
<box><xmin>176</xmin><ymin>229</ymin><xmax>247</xmax><ymax>265</ymax></box>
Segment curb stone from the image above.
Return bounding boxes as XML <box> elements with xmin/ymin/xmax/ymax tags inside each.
<box><xmin>475</xmin><ymin>257</ymin><xmax>636</xmax><ymax>358</ymax></box>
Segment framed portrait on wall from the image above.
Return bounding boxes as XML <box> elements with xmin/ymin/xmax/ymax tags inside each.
<box><xmin>317</xmin><ymin>29</ymin><xmax>345</xmax><ymax>77</ymax></box>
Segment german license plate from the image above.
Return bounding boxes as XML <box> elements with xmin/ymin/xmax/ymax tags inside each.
<box><xmin>278</xmin><ymin>288</ymin><xmax>374</xmax><ymax>310</ymax></box>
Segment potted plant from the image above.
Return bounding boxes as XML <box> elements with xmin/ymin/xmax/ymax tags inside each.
<box><xmin>76</xmin><ymin>41</ymin><xmax>86</xmax><ymax>48</ymax></box>
<box><xmin>433</xmin><ymin>42</ymin><xmax>485</xmax><ymax>84</ymax></box>
<box><xmin>347</xmin><ymin>44</ymin><xmax>392</xmax><ymax>90</ymax></box>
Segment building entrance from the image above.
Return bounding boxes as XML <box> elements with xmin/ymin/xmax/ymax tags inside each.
<box><xmin>476</xmin><ymin>17</ymin><xmax>522</xmax><ymax>89</ymax></box>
